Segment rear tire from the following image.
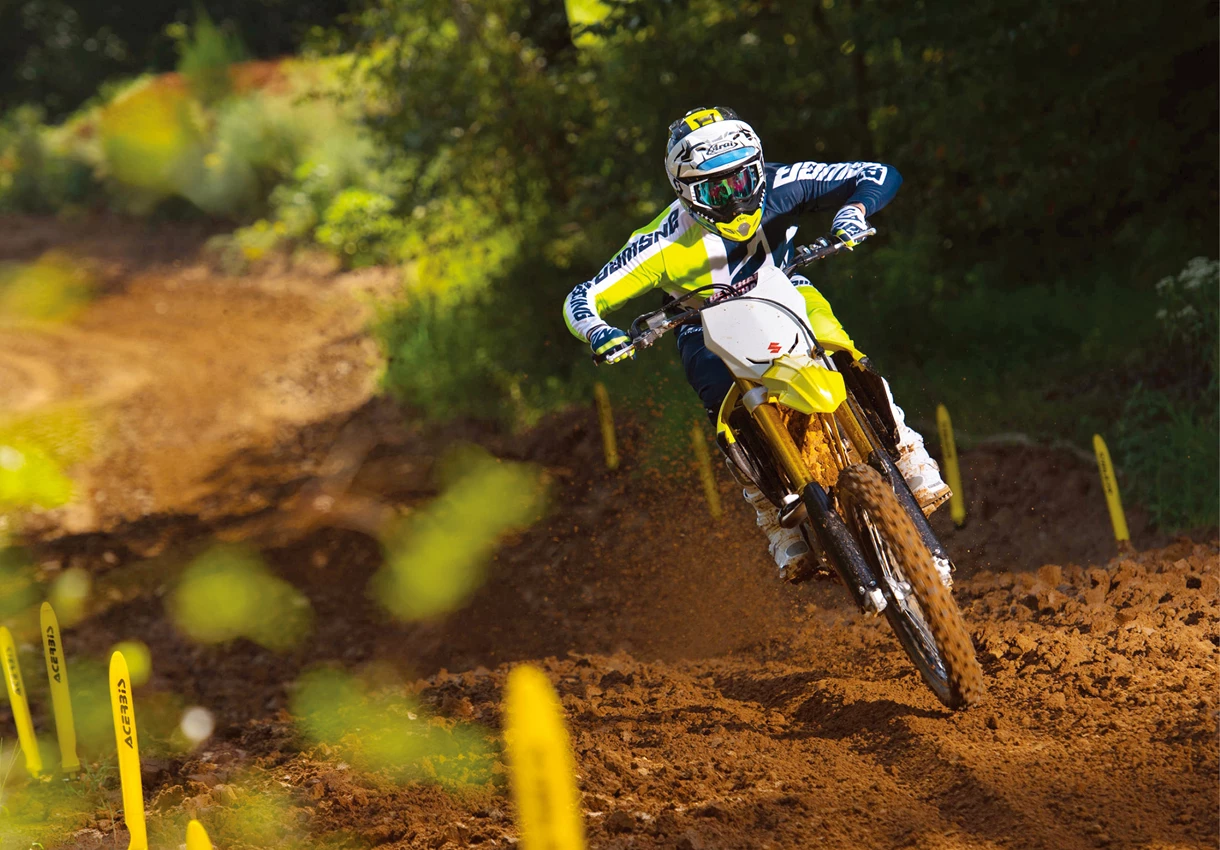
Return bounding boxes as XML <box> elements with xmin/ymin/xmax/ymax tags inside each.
<box><xmin>837</xmin><ymin>464</ymin><xmax>985</xmax><ymax>709</ymax></box>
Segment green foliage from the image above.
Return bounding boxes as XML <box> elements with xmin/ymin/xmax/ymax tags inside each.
<box><xmin>171</xmin><ymin>10</ymin><xmax>247</xmax><ymax>105</ymax></box>
<box><xmin>2</xmin><ymin>57</ymin><xmax>377</xmax><ymax>223</ymax></box>
<box><xmin>0</xmin><ymin>107</ymin><xmax>95</xmax><ymax>213</ymax></box>
<box><xmin>1151</xmin><ymin>257</ymin><xmax>1219</xmax><ymax>384</ymax></box>
<box><xmin>4</xmin><ymin>0</ymin><xmax>1217</xmax><ymax>531</ymax></box>
<box><xmin>292</xmin><ymin>667</ymin><xmax>497</xmax><ymax>787</ymax></box>
<box><xmin>0</xmin><ymin>0</ymin><xmax>352</xmax><ymax>119</ymax></box>
<box><xmin>315</xmin><ymin>188</ymin><xmax>406</xmax><ymax>266</ymax></box>
<box><xmin>1116</xmin><ymin>258</ymin><xmax>1219</xmax><ymax>531</ymax></box>
<box><xmin>1118</xmin><ymin>387</ymin><xmax>1218</xmax><ymax>531</ymax></box>
<box><xmin>360</xmin><ymin>0</ymin><xmax>1217</xmax><ymax>532</ymax></box>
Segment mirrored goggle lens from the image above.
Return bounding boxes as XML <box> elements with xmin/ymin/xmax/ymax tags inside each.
<box><xmin>694</xmin><ymin>167</ymin><xmax>756</xmax><ymax>208</ymax></box>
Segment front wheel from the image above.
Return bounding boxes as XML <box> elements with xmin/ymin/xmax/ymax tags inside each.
<box><xmin>838</xmin><ymin>464</ymin><xmax>985</xmax><ymax>709</ymax></box>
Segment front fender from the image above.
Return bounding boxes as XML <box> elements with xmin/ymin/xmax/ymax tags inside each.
<box><xmin>761</xmin><ymin>355</ymin><xmax>847</xmax><ymax>414</ymax></box>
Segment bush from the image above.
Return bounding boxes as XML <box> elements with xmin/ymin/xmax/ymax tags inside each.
<box><xmin>0</xmin><ymin>106</ymin><xmax>96</xmax><ymax>212</ymax></box>
<box><xmin>1117</xmin><ymin>258</ymin><xmax>1219</xmax><ymax>531</ymax></box>
<box><xmin>314</xmin><ymin>188</ymin><xmax>406</xmax><ymax>267</ymax></box>
<box><xmin>171</xmin><ymin>12</ymin><xmax>247</xmax><ymax>105</ymax></box>
<box><xmin>1118</xmin><ymin>387</ymin><xmax>1218</xmax><ymax>531</ymax></box>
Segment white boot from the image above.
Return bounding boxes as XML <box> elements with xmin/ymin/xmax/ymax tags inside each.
<box><xmin>743</xmin><ymin>485</ymin><xmax>810</xmax><ymax>580</ymax></box>
<box><xmin>883</xmin><ymin>380</ymin><xmax>951</xmax><ymax>516</ymax></box>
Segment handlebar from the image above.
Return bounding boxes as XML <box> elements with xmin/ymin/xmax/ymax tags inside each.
<box><xmin>592</xmin><ymin>230</ymin><xmax>874</xmax><ymax>365</ymax></box>
<box><xmin>781</xmin><ymin>228</ymin><xmax>875</xmax><ymax>275</ymax></box>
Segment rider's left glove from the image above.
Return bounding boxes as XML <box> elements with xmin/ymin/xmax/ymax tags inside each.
<box><xmin>590</xmin><ymin>325</ymin><xmax>635</xmax><ymax>364</ymax></box>
<box><xmin>832</xmin><ymin>205</ymin><xmax>872</xmax><ymax>249</ymax></box>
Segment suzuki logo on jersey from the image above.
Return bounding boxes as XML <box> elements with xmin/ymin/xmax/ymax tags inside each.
<box><xmin>767</xmin><ymin>342</ymin><xmax>782</xmax><ymax>354</ymax></box>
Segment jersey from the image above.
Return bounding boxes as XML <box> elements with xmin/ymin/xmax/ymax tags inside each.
<box><xmin>563</xmin><ymin>160</ymin><xmax>902</xmax><ymax>343</ymax></box>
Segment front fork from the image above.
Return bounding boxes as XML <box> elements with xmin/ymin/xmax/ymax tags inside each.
<box><xmin>740</xmin><ymin>380</ymin><xmax>886</xmax><ymax>613</ymax></box>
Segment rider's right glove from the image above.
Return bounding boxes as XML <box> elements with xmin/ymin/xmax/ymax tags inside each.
<box><xmin>831</xmin><ymin>205</ymin><xmax>872</xmax><ymax>249</ymax></box>
<box><xmin>589</xmin><ymin>325</ymin><xmax>635</xmax><ymax>364</ymax></box>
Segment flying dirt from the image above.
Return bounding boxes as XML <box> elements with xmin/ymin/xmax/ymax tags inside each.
<box><xmin>0</xmin><ymin>215</ymin><xmax>1215</xmax><ymax>850</ymax></box>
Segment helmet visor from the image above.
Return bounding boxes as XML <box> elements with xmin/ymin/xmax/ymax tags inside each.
<box><xmin>693</xmin><ymin>165</ymin><xmax>758</xmax><ymax>209</ymax></box>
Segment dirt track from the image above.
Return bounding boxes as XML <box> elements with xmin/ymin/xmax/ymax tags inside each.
<box><xmin>1</xmin><ymin>216</ymin><xmax>1216</xmax><ymax>850</ymax></box>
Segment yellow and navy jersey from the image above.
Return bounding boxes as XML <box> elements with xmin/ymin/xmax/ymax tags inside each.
<box><xmin>563</xmin><ymin>160</ymin><xmax>901</xmax><ymax>342</ymax></box>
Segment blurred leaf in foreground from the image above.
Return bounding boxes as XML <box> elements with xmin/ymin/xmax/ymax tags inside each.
<box><xmin>373</xmin><ymin>447</ymin><xmax>547</xmax><ymax>621</ymax></box>
<box><xmin>169</xmin><ymin>545</ymin><xmax>313</xmax><ymax>651</ymax></box>
<box><xmin>0</xmin><ymin>406</ymin><xmax>96</xmax><ymax>467</ymax></box>
<box><xmin>0</xmin><ymin>442</ymin><xmax>72</xmax><ymax>511</ymax></box>
<box><xmin>0</xmin><ymin>252</ymin><xmax>93</xmax><ymax>323</ymax></box>
<box><xmin>65</xmin><ymin>657</ymin><xmax>113</xmax><ymax>753</ymax></box>
<box><xmin>48</xmin><ymin>566</ymin><xmax>91</xmax><ymax>626</ymax></box>
<box><xmin>0</xmin><ymin>407</ymin><xmax>95</xmax><ymax>516</ymax></box>
<box><xmin>0</xmin><ymin>548</ymin><xmax>37</xmax><ymax>622</ymax></box>
<box><xmin>292</xmin><ymin>667</ymin><xmax>495</xmax><ymax>787</ymax></box>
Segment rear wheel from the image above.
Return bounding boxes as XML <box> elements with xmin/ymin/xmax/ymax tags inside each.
<box><xmin>837</xmin><ymin>464</ymin><xmax>985</xmax><ymax>709</ymax></box>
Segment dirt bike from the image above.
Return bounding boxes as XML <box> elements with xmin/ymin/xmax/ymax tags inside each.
<box><xmin>594</xmin><ymin>231</ymin><xmax>985</xmax><ymax>709</ymax></box>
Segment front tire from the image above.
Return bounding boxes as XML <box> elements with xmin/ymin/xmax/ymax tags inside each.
<box><xmin>837</xmin><ymin>464</ymin><xmax>985</xmax><ymax>709</ymax></box>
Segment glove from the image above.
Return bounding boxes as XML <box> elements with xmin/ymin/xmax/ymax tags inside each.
<box><xmin>589</xmin><ymin>325</ymin><xmax>634</xmax><ymax>364</ymax></box>
<box><xmin>831</xmin><ymin>205</ymin><xmax>872</xmax><ymax>249</ymax></box>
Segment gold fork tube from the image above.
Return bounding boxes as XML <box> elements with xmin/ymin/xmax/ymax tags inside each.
<box><xmin>835</xmin><ymin>396</ymin><xmax>878</xmax><ymax>463</ymax></box>
<box><xmin>747</xmin><ymin>398</ymin><xmax>813</xmax><ymax>490</ymax></box>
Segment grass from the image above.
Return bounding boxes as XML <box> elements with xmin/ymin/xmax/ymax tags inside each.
<box><xmin>0</xmin><ymin>744</ymin><xmax>107</xmax><ymax>849</ymax></box>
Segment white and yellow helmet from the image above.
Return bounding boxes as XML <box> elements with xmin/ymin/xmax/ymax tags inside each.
<box><xmin>664</xmin><ymin>106</ymin><xmax>765</xmax><ymax>242</ymax></box>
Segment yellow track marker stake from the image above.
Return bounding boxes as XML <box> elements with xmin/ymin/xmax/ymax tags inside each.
<box><xmin>1093</xmin><ymin>434</ymin><xmax>1132</xmax><ymax>552</ymax></box>
<box><xmin>503</xmin><ymin>665</ymin><xmax>586</xmax><ymax>850</ymax></box>
<box><xmin>935</xmin><ymin>404</ymin><xmax>966</xmax><ymax>527</ymax></box>
<box><xmin>0</xmin><ymin>626</ymin><xmax>41</xmax><ymax>777</ymax></box>
<box><xmin>109</xmin><ymin>651</ymin><xmax>148</xmax><ymax>850</ymax></box>
<box><xmin>691</xmin><ymin>420</ymin><xmax>722</xmax><ymax>520</ymax></box>
<box><xmin>40</xmin><ymin>602</ymin><xmax>80</xmax><ymax>773</ymax></box>
<box><xmin>186</xmin><ymin>819</ymin><xmax>214</xmax><ymax>850</ymax></box>
<box><xmin>593</xmin><ymin>382</ymin><xmax>619</xmax><ymax>471</ymax></box>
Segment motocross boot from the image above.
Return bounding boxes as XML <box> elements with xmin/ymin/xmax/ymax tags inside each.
<box><xmin>884</xmin><ymin>380</ymin><xmax>952</xmax><ymax>516</ymax></box>
<box><xmin>743</xmin><ymin>485</ymin><xmax>811</xmax><ymax>582</ymax></box>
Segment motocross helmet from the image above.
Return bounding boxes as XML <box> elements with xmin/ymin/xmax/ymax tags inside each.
<box><xmin>665</xmin><ymin>106</ymin><xmax>766</xmax><ymax>242</ymax></box>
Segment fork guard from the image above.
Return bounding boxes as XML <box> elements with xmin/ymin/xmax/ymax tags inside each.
<box><xmin>801</xmin><ymin>480</ymin><xmax>884</xmax><ymax>613</ymax></box>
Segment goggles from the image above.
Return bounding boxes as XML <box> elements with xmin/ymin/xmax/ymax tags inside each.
<box><xmin>693</xmin><ymin>164</ymin><xmax>759</xmax><ymax>208</ymax></box>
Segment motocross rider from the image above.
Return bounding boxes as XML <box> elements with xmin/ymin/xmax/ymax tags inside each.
<box><xmin>563</xmin><ymin>106</ymin><xmax>950</xmax><ymax>577</ymax></box>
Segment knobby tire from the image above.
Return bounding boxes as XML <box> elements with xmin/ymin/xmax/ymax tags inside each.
<box><xmin>837</xmin><ymin>464</ymin><xmax>985</xmax><ymax>709</ymax></box>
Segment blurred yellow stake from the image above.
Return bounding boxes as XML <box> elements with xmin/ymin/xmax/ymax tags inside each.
<box><xmin>691</xmin><ymin>420</ymin><xmax>722</xmax><ymax>520</ymax></box>
<box><xmin>186</xmin><ymin>819</ymin><xmax>214</xmax><ymax>850</ymax></box>
<box><xmin>935</xmin><ymin>404</ymin><xmax>966</xmax><ymax>527</ymax></box>
<box><xmin>593</xmin><ymin>383</ymin><xmax>619</xmax><ymax>471</ymax></box>
<box><xmin>110</xmin><ymin>651</ymin><xmax>148</xmax><ymax>850</ymax></box>
<box><xmin>40</xmin><ymin>602</ymin><xmax>80</xmax><ymax>773</ymax></box>
<box><xmin>504</xmin><ymin>665</ymin><xmax>586</xmax><ymax>850</ymax></box>
<box><xmin>1093</xmin><ymin>434</ymin><xmax>1131</xmax><ymax>551</ymax></box>
<box><xmin>0</xmin><ymin>626</ymin><xmax>41</xmax><ymax>776</ymax></box>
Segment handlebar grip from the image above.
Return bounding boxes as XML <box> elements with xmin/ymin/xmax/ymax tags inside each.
<box><xmin>592</xmin><ymin>343</ymin><xmax>636</xmax><ymax>365</ymax></box>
